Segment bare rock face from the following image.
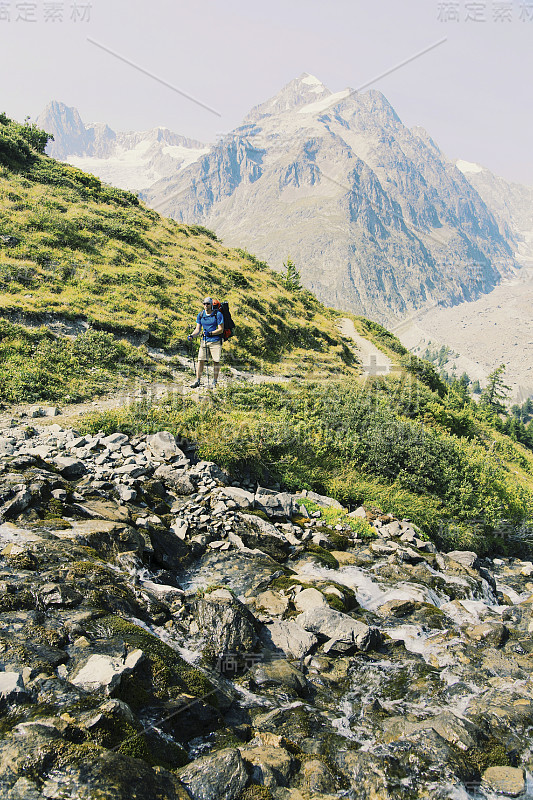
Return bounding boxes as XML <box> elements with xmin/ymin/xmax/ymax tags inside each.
<box><xmin>145</xmin><ymin>74</ymin><xmax>515</xmax><ymax>325</ymax></box>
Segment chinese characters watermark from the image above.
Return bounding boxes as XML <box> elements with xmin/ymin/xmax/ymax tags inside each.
<box><xmin>0</xmin><ymin>1</ymin><xmax>92</xmax><ymax>22</ymax></box>
<box><xmin>438</xmin><ymin>0</ymin><xmax>533</xmax><ymax>21</ymax></box>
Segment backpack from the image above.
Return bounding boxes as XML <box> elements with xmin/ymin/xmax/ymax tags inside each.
<box><xmin>211</xmin><ymin>299</ymin><xmax>235</xmax><ymax>341</ymax></box>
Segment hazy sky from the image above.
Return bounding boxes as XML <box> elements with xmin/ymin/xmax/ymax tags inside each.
<box><xmin>1</xmin><ymin>0</ymin><xmax>532</xmax><ymax>183</ymax></box>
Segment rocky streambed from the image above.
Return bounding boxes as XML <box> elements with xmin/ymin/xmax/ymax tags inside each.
<box><xmin>1</xmin><ymin>420</ymin><xmax>533</xmax><ymax>799</ymax></box>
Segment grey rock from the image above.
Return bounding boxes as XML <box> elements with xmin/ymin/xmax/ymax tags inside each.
<box><xmin>178</xmin><ymin>748</ymin><xmax>247</xmax><ymax>800</ymax></box>
<box><xmin>446</xmin><ymin>550</ymin><xmax>478</xmax><ymax>569</ymax></box>
<box><xmin>0</xmin><ymin>489</ymin><xmax>32</xmax><ymax>519</ymax></box>
<box><xmin>146</xmin><ymin>431</ymin><xmax>187</xmax><ymax>461</ymax></box>
<box><xmin>171</xmin><ymin>518</ymin><xmax>189</xmax><ymax>540</ymax></box>
<box><xmin>261</xmin><ymin>620</ymin><xmax>318</xmax><ymax>659</ymax></box>
<box><xmin>306</xmin><ymin>490</ymin><xmax>344</xmax><ymax>509</ymax></box>
<box><xmin>293</xmin><ymin>587</ymin><xmax>328</xmax><ymax>612</ymax></box>
<box><xmin>0</xmin><ymin>672</ymin><xmax>28</xmax><ymax>705</ymax></box>
<box><xmin>39</xmin><ymin>583</ymin><xmax>83</xmax><ymax>608</ymax></box>
<box><xmin>481</xmin><ymin>766</ymin><xmax>525</xmax><ymax>797</ymax></box>
<box><xmin>299</xmin><ymin>757</ymin><xmax>337</xmax><ymax>794</ymax></box>
<box><xmin>68</xmin><ymin>519</ymin><xmax>147</xmax><ymax>557</ymax></box>
<box><xmin>250</xmin><ymin>659</ymin><xmax>307</xmax><ymax>695</ymax></box>
<box><xmin>191</xmin><ymin>460</ymin><xmax>230</xmax><ymax>485</ymax></box>
<box><xmin>113</xmin><ymin>463</ymin><xmax>147</xmax><ymax>478</ymax></box>
<box><xmin>154</xmin><ymin>465</ymin><xmax>196</xmax><ymax>495</ymax></box>
<box><xmin>238</xmin><ymin>744</ymin><xmax>294</xmax><ymax>788</ymax></box>
<box><xmin>195</xmin><ymin>588</ymin><xmax>259</xmax><ymax>654</ymax></box>
<box><xmin>216</xmin><ymin>486</ymin><xmax>254</xmax><ymax>509</ymax></box>
<box><xmin>234</xmin><ymin>514</ymin><xmax>290</xmax><ymax>561</ymax></box>
<box><xmin>0</xmin><ymin>438</ymin><xmax>15</xmax><ymax>455</ymax></box>
<box><xmin>53</xmin><ymin>456</ymin><xmax>87</xmax><ymax>479</ymax></box>
<box><xmin>70</xmin><ymin>649</ymin><xmax>144</xmax><ymax>693</ymax></box>
<box><xmin>115</xmin><ymin>484</ymin><xmax>137</xmax><ymax>503</ymax></box>
<box><xmin>296</xmin><ymin>606</ymin><xmax>381</xmax><ymax>651</ymax></box>
<box><xmin>101</xmin><ymin>432</ymin><xmax>130</xmax><ymax>451</ymax></box>
<box><xmin>6</xmin><ymin>777</ymin><xmax>43</xmax><ymax>799</ymax></box>
<box><xmin>255</xmin><ymin>487</ymin><xmax>295</xmax><ymax>519</ymax></box>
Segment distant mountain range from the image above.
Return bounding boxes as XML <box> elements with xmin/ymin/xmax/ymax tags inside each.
<box><xmin>35</xmin><ymin>78</ymin><xmax>533</xmax><ymax>323</ymax></box>
<box><xmin>35</xmin><ymin>101</ymin><xmax>209</xmax><ymax>193</ymax></box>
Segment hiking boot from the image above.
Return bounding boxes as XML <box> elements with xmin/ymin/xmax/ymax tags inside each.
<box><xmin>209</xmin><ymin>382</ymin><xmax>217</xmax><ymax>390</ymax></box>
<box><xmin>190</xmin><ymin>379</ymin><xmax>201</xmax><ymax>388</ymax></box>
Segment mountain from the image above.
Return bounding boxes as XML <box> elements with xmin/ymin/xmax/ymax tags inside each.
<box><xmin>456</xmin><ymin>158</ymin><xmax>533</xmax><ymax>265</ymax></box>
<box><xmin>35</xmin><ymin>101</ymin><xmax>210</xmax><ymax>193</ymax></box>
<box><xmin>143</xmin><ymin>73</ymin><xmax>515</xmax><ymax>324</ymax></box>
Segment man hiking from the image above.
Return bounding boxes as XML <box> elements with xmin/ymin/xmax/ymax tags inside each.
<box><xmin>188</xmin><ymin>297</ymin><xmax>223</xmax><ymax>389</ymax></box>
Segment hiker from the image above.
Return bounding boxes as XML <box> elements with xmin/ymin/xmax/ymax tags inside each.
<box><xmin>188</xmin><ymin>296</ymin><xmax>224</xmax><ymax>388</ymax></box>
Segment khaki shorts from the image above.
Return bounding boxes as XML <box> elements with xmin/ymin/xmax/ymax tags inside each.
<box><xmin>198</xmin><ymin>340</ymin><xmax>222</xmax><ymax>362</ymax></box>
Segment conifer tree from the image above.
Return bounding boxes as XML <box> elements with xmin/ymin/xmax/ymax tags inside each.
<box><xmin>480</xmin><ymin>364</ymin><xmax>511</xmax><ymax>414</ymax></box>
<box><xmin>282</xmin><ymin>257</ymin><xmax>302</xmax><ymax>291</ymax></box>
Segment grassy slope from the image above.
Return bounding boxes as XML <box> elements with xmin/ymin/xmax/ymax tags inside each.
<box><xmin>0</xmin><ymin>141</ymin><xmax>353</xmax><ymax>372</ymax></box>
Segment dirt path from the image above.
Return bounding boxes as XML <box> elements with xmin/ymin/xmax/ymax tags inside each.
<box><xmin>0</xmin><ymin>362</ymin><xmax>291</xmax><ymax>429</ymax></box>
<box><xmin>338</xmin><ymin>317</ymin><xmax>393</xmax><ymax>376</ymax></box>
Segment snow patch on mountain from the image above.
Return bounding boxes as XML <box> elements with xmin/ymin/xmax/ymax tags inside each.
<box><xmin>456</xmin><ymin>159</ymin><xmax>484</xmax><ymax>174</ymax></box>
<box><xmin>298</xmin><ymin>88</ymin><xmax>351</xmax><ymax>115</ymax></box>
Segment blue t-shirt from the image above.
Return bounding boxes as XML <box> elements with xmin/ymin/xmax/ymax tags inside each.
<box><xmin>197</xmin><ymin>310</ymin><xmax>223</xmax><ymax>343</ymax></box>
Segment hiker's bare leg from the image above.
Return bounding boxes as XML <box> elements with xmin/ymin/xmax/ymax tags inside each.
<box><xmin>196</xmin><ymin>360</ymin><xmax>205</xmax><ymax>380</ymax></box>
<box><xmin>213</xmin><ymin>362</ymin><xmax>220</xmax><ymax>383</ymax></box>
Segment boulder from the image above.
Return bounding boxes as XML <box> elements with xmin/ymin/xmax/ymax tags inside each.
<box><xmin>294</xmin><ymin>588</ymin><xmax>328</xmax><ymax>612</ymax></box>
<box><xmin>0</xmin><ymin>672</ymin><xmax>28</xmax><ymax>705</ymax></box>
<box><xmin>178</xmin><ymin>747</ymin><xmax>247</xmax><ymax>800</ymax></box>
<box><xmin>306</xmin><ymin>491</ymin><xmax>344</xmax><ymax>509</ymax></box>
<box><xmin>68</xmin><ymin>520</ymin><xmax>146</xmax><ymax>558</ymax></box>
<box><xmin>249</xmin><ymin>659</ymin><xmax>307</xmax><ymax>696</ymax></box>
<box><xmin>299</xmin><ymin>757</ymin><xmax>337</xmax><ymax>794</ymax></box>
<box><xmin>216</xmin><ymin>486</ymin><xmax>254</xmax><ymax>509</ymax></box>
<box><xmin>146</xmin><ymin>431</ymin><xmax>187</xmax><ymax>461</ymax></box>
<box><xmin>52</xmin><ymin>457</ymin><xmax>87</xmax><ymax>480</ymax></box>
<box><xmin>100</xmin><ymin>433</ymin><xmax>129</xmax><ymax>451</ymax></box>
<box><xmin>296</xmin><ymin>606</ymin><xmax>381</xmax><ymax>652</ymax></box>
<box><xmin>481</xmin><ymin>766</ymin><xmax>525</xmax><ymax>797</ymax></box>
<box><xmin>234</xmin><ymin>514</ymin><xmax>290</xmax><ymax>561</ymax></box>
<box><xmin>70</xmin><ymin>649</ymin><xmax>144</xmax><ymax>694</ymax></box>
<box><xmin>195</xmin><ymin>589</ymin><xmax>259</xmax><ymax>654</ymax></box>
<box><xmin>153</xmin><ymin>466</ymin><xmax>196</xmax><ymax>495</ymax></box>
<box><xmin>446</xmin><ymin>550</ymin><xmax>478</xmax><ymax>569</ymax></box>
<box><xmin>0</xmin><ymin>489</ymin><xmax>32</xmax><ymax>519</ymax></box>
<box><xmin>171</xmin><ymin>519</ymin><xmax>189</xmax><ymax>540</ymax></box>
<box><xmin>261</xmin><ymin>620</ymin><xmax>318</xmax><ymax>660</ymax></box>
<box><xmin>255</xmin><ymin>589</ymin><xmax>289</xmax><ymax>617</ymax></box>
<box><xmin>190</xmin><ymin>460</ymin><xmax>230</xmax><ymax>485</ymax></box>
<box><xmin>149</xmin><ymin>526</ymin><xmax>190</xmax><ymax>571</ymax></box>
<box><xmin>238</xmin><ymin>744</ymin><xmax>294</xmax><ymax>788</ymax></box>
<box><xmin>381</xmin><ymin>711</ymin><xmax>477</xmax><ymax>751</ymax></box>
<box><xmin>39</xmin><ymin>583</ymin><xmax>83</xmax><ymax>608</ymax></box>
<box><xmin>255</xmin><ymin>487</ymin><xmax>296</xmax><ymax>519</ymax></box>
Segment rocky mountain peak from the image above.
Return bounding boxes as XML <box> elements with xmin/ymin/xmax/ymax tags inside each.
<box><xmin>244</xmin><ymin>72</ymin><xmax>332</xmax><ymax>123</ymax></box>
<box><xmin>35</xmin><ymin>100</ymin><xmax>89</xmax><ymax>159</ymax></box>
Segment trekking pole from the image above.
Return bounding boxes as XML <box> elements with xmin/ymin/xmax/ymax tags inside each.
<box><xmin>187</xmin><ymin>333</ymin><xmax>196</xmax><ymax>380</ymax></box>
<box><xmin>204</xmin><ymin>335</ymin><xmax>210</xmax><ymax>387</ymax></box>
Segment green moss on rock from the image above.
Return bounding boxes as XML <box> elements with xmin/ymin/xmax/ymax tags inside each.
<box><xmin>89</xmin><ymin>615</ymin><xmax>216</xmax><ymax>704</ymax></box>
<box><xmin>238</xmin><ymin>786</ymin><xmax>274</xmax><ymax>800</ymax></box>
<box><xmin>306</xmin><ymin>544</ymin><xmax>339</xmax><ymax>570</ymax></box>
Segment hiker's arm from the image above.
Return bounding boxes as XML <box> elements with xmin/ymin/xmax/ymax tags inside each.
<box><xmin>190</xmin><ymin>323</ymin><xmax>202</xmax><ymax>338</ymax></box>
